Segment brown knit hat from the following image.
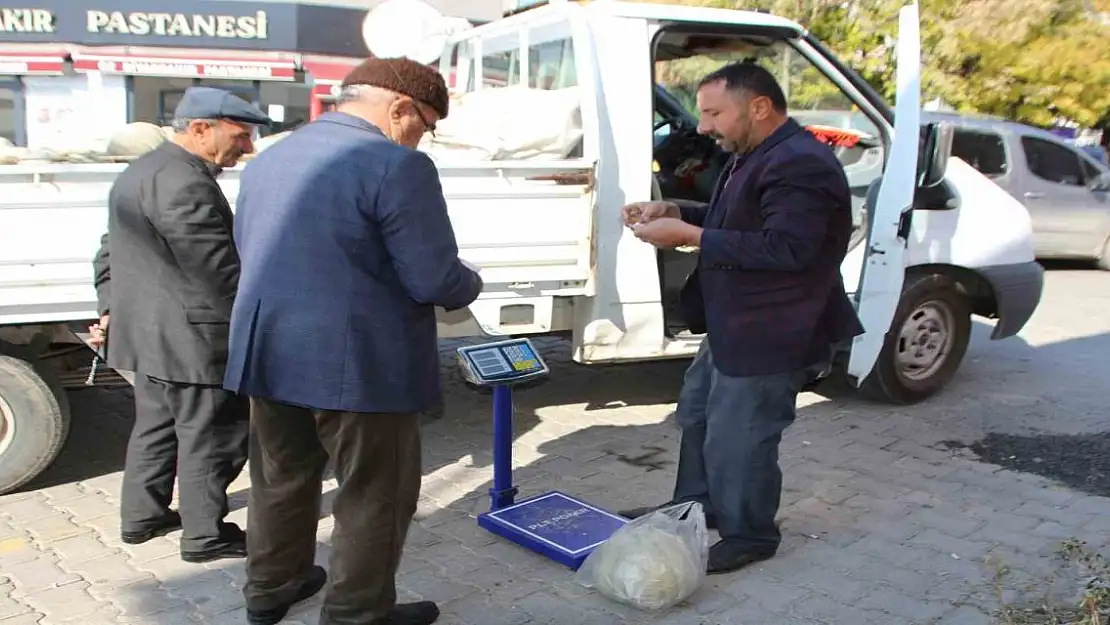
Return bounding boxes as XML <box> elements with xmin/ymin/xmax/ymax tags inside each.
<box><xmin>341</xmin><ymin>57</ymin><xmax>450</xmax><ymax>119</ymax></box>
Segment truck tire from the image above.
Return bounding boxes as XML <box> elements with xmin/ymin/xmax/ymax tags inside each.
<box><xmin>860</xmin><ymin>273</ymin><xmax>972</xmax><ymax>404</ymax></box>
<box><xmin>0</xmin><ymin>355</ymin><xmax>71</xmax><ymax>495</ymax></box>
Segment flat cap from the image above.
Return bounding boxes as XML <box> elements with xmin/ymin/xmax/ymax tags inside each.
<box><xmin>341</xmin><ymin>57</ymin><xmax>449</xmax><ymax>119</ymax></box>
<box><xmin>174</xmin><ymin>86</ymin><xmax>272</xmax><ymax>125</ymax></box>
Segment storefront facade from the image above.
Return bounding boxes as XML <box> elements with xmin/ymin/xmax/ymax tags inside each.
<box><xmin>0</xmin><ymin>0</ymin><xmax>379</xmax><ymax>148</ymax></box>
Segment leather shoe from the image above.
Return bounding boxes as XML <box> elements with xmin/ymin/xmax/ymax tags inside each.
<box><xmin>180</xmin><ymin>522</ymin><xmax>248</xmax><ymax>563</ymax></box>
<box><xmin>121</xmin><ymin>511</ymin><xmax>182</xmax><ymax>545</ymax></box>
<box><xmin>617</xmin><ymin>502</ymin><xmax>718</xmax><ymax>530</ymax></box>
<box><xmin>706</xmin><ymin>538</ymin><xmax>775</xmax><ymax>575</ymax></box>
<box><xmin>247</xmin><ymin>565</ymin><xmax>328</xmax><ymax>625</ymax></box>
<box><xmin>370</xmin><ymin>601</ymin><xmax>440</xmax><ymax>625</ymax></box>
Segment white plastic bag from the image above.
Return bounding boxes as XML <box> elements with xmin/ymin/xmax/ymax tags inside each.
<box><xmin>575</xmin><ymin>501</ymin><xmax>709</xmax><ymax>611</ymax></box>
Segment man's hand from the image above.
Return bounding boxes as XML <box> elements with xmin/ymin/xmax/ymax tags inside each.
<box><xmin>631</xmin><ymin>218</ymin><xmax>702</xmax><ymax>249</ymax></box>
<box><xmin>89</xmin><ymin>314</ymin><xmax>109</xmax><ymax>348</ymax></box>
<box><xmin>621</xmin><ymin>201</ymin><xmax>680</xmax><ymax>227</ymax></box>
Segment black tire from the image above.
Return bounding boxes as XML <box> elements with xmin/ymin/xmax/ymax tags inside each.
<box><xmin>0</xmin><ymin>355</ymin><xmax>71</xmax><ymax>494</ymax></box>
<box><xmin>860</xmin><ymin>273</ymin><xmax>972</xmax><ymax>404</ymax></box>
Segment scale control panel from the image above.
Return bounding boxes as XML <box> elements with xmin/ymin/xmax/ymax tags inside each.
<box><xmin>457</xmin><ymin>338</ymin><xmax>549</xmax><ymax>387</ymax></box>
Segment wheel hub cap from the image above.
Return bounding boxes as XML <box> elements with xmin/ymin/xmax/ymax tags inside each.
<box><xmin>895</xmin><ymin>300</ymin><xmax>955</xmax><ymax>381</ymax></box>
<box><xmin>0</xmin><ymin>393</ymin><xmax>14</xmax><ymax>457</ymax></box>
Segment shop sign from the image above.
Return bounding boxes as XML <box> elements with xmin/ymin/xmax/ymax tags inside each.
<box><xmin>85</xmin><ymin>10</ymin><xmax>268</xmax><ymax>40</ymax></box>
<box><xmin>0</xmin><ymin>7</ymin><xmax>55</xmax><ymax>32</ymax></box>
<box><xmin>74</xmin><ymin>57</ymin><xmax>295</xmax><ymax>81</ymax></box>
<box><xmin>0</xmin><ymin>58</ymin><xmax>64</xmax><ymax>74</ymax></box>
<box><xmin>0</xmin><ymin>1</ymin><xmax>295</xmax><ymax>50</ymax></box>
<box><xmin>0</xmin><ymin>1</ymin><xmax>369</xmax><ymax>57</ymax></box>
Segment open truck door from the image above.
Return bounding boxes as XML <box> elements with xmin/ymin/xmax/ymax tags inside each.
<box><xmin>845</xmin><ymin>1</ymin><xmax>922</xmax><ymax>384</ymax></box>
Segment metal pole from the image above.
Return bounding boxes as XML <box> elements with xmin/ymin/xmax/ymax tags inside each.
<box><xmin>489</xmin><ymin>384</ymin><xmax>519</xmax><ymax>510</ymax></box>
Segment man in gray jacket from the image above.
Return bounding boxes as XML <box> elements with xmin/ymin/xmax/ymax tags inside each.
<box><xmin>91</xmin><ymin>87</ymin><xmax>270</xmax><ymax>563</ymax></box>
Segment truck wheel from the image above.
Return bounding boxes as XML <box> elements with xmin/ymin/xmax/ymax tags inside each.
<box><xmin>0</xmin><ymin>355</ymin><xmax>71</xmax><ymax>495</ymax></box>
<box><xmin>861</xmin><ymin>274</ymin><xmax>972</xmax><ymax>404</ymax></box>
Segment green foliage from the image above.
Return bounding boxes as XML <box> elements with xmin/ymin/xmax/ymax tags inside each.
<box><xmin>639</xmin><ymin>0</ymin><xmax>1110</xmax><ymax>128</ymax></box>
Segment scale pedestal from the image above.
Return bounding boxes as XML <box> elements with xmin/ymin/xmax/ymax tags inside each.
<box><xmin>457</xmin><ymin>340</ymin><xmax>628</xmax><ymax>570</ymax></box>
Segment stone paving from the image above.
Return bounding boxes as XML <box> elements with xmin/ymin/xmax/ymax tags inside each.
<box><xmin>2</xmin><ymin>268</ymin><xmax>1110</xmax><ymax>625</ymax></box>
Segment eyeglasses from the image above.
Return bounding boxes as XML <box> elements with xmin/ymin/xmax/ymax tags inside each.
<box><xmin>385</xmin><ymin>62</ymin><xmax>437</xmax><ymax>137</ymax></box>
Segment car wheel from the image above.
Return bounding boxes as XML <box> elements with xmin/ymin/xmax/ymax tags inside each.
<box><xmin>861</xmin><ymin>273</ymin><xmax>972</xmax><ymax>404</ymax></box>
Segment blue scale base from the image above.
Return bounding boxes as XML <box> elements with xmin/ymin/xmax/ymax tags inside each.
<box><xmin>477</xmin><ymin>491</ymin><xmax>629</xmax><ymax>570</ymax></box>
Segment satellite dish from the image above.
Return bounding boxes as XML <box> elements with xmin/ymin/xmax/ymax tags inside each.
<box><xmin>362</xmin><ymin>0</ymin><xmax>468</xmax><ymax>65</ymax></box>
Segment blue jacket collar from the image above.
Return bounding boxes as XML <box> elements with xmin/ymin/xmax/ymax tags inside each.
<box><xmin>316</xmin><ymin>111</ymin><xmax>387</xmax><ymax>138</ymax></box>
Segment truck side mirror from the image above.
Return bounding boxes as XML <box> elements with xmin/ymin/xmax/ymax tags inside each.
<box><xmin>917</xmin><ymin>122</ymin><xmax>953</xmax><ymax>188</ymax></box>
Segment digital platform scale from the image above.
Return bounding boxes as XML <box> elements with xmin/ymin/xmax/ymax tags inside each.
<box><xmin>457</xmin><ymin>338</ymin><xmax>628</xmax><ymax>570</ymax></box>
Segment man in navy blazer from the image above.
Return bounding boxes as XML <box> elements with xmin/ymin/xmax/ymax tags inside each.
<box><xmin>619</xmin><ymin>63</ymin><xmax>865</xmax><ymax>574</ymax></box>
<box><xmin>224</xmin><ymin>58</ymin><xmax>481</xmax><ymax>625</ymax></box>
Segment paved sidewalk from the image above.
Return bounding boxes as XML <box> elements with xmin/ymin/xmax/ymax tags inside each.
<box><xmin>2</xmin><ymin>270</ymin><xmax>1109</xmax><ymax>625</ymax></box>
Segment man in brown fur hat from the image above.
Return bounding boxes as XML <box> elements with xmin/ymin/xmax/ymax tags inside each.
<box><xmin>227</xmin><ymin>57</ymin><xmax>482</xmax><ymax>625</ymax></box>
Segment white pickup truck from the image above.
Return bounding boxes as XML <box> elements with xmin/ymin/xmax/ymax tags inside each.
<box><xmin>0</xmin><ymin>0</ymin><xmax>1044</xmax><ymax>494</ymax></box>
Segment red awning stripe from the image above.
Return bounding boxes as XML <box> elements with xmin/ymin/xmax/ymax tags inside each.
<box><xmin>71</xmin><ymin>53</ymin><xmax>296</xmax><ymax>81</ymax></box>
<box><xmin>0</xmin><ymin>50</ymin><xmax>66</xmax><ymax>76</ymax></box>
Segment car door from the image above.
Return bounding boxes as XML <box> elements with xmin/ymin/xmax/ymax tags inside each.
<box><xmin>845</xmin><ymin>1</ymin><xmax>922</xmax><ymax>384</ymax></box>
<box><xmin>1018</xmin><ymin>134</ymin><xmax>1110</xmax><ymax>257</ymax></box>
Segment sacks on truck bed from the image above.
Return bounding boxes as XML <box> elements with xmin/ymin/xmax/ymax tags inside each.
<box><xmin>106</xmin><ymin>122</ymin><xmax>168</xmax><ymax>157</ymax></box>
<box><xmin>418</xmin><ymin>86</ymin><xmax>583</xmax><ymax>161</ymax></box>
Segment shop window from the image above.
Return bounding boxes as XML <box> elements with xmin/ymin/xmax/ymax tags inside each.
<box><xmin>0</xmin><ymin>78</ymin><xmax>23</xmax><ymax>146</ymax></box>
<box><xmin>258</xmin><ymin>82</ymin><xmax>310</xmax><ymax>134</ymax></box>
<box><xmin>130</xmin><ymin>77</ymin><xmax>202</xmax><ymax>126</ymax></box>
<box><xmin>130</xmin><ymin>77</ymin><xmax>304</xmax><ymax>137</ymax></box>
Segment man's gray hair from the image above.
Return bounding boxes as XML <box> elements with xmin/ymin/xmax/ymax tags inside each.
<box><xmin>335</xmin><ymin>84</ymin><xmax>368</xmax><ymax>106</ymax></box>
<box><xmin>171</xmin><ymin>117</ymin><xmax>219</xmax><ymax>133</ymax></box>
<box><xmin>334</xmin><ymin>84</ymin><xmax>397</xmax><ymax>107</ymax></box>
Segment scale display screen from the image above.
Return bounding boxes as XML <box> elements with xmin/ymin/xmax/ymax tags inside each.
<box><xmin>457</xmin><ymin>339</ymin><xmax>548</xmax><ymax>386</ymax></box>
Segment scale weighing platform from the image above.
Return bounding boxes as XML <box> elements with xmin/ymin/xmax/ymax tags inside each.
<box><xmin>457</xmin><ymin>338</ymin><xmax>628</xmax><ymax>570</ymax></box>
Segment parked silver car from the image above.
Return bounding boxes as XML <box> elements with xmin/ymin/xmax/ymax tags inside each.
<box><xmin>925</xmin><ymin>112</ymin><xmax>1110</xmax><ymax>269</ymax></box>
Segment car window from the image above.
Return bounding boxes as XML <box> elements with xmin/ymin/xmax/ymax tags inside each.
<box><xmin>1080</xmin><ymin>158</ymin><xmax>1102</xmax><ymax>182</ymax></box>
<box><xmin>951</xmin><ymin>129</ymin><xmax>1007</xmax><ymax>177</ymax></box>
<box><xmin>1021</xmin><ymin>136</ymin><xmax>1086</xmax><ymax>186</ymax></box>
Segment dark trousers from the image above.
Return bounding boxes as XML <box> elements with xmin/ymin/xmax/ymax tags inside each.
<box><xmin>672</xmin><ymin>343</ymin><xmax>821</xmax><ymax>552</ymax></box>
<box><xmin>121</xmin><ymin>375</ymin><xmax>249</xmax><ymax>551</ymax></box>
<box><xmin>243</xmin><ymin>396</ymin><xmax>422</xmax><ymax>625</ymax></box>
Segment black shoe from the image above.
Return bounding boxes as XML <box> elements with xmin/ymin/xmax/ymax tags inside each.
<box><xmin>180</xmin><ymin>522</ymin><xmax>248</xmax><ymax>563</ymax></box>
<box><xmin>121</xmin><ymin>511</ymin><xmax>182</xmax><ymax>545</ymax></box>
<box><xmin>706</xmin><ymin>538</ymin><xmax>775</xmax><ymax>575</ymax></box>
<box><xmin>247</xmin><ymin>565</ymin><xmax>328</xmax><ymax>625</ymax></box>
<box><xmin>618</xmin><ymin>502</ymin><xmax>718</xmax><ymax>530</ymax></box>
<box><xmin>371</xmin><ymin>601</ymin><xmax>440</xmax><ymax>625</ymax></box>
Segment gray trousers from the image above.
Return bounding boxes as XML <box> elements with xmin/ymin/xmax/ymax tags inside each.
<box><xmin>243</xmin><ymin>396</ymin><xmax>422</xmax><ymax>625</ymax></box>
<box><xmin>121</xmin><ymin>375</ymin><xmax>249</xmax><ymax>551</ymax></box>
<box><xmin>672</xmin><ymin>343</ymin><xmax>823</xmax><ymax>552</ymax></box>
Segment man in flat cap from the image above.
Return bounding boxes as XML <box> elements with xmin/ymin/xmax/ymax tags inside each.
<box><xmin>91</xmin><ymin>86</ymin><xmax>270</xmax><ymax>563</ymax></box>
<box><xmin>225</xmin><ymin>58</ymin><xmax>480</xmax><ymax>625</ymax></box>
